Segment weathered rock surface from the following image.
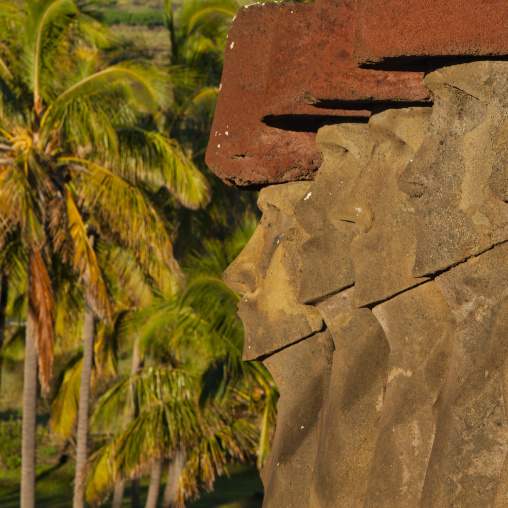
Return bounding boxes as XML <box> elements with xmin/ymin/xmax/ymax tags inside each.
<box><xmin>214</xmin><ymin>4</ymin><xmax>508</xmax><ymax>503</ymax></box>
<box><xmin>205</xmin><ymin>0</ymin><xmax>430</xmax><ymax>188</ymax></box>
<box><xmin>354</xmin><ymin>0</ymin><xmax>508</xmax><ymax>67</ymax></box>
<box><xmin>343</xmin><ymin>107</ymin><xmax>432</xmax><ymax>307</ymax></box>
<box><xmin>426</xmin><ymin>241</ymin><xmax>508</xmax><ymax>506</ymax></box>
<box><xmin>311</xmin><ymin>288</ymin><xmax>389</xmax><ymax>507</ymax></box>
<box><xmin>399</xmin><ymin>61</ymin><xmax>508</xmax><ymax>277</ymax></box>
<box><xmin>261</xmin><ymin>331</ymin><xmax>334</xmax><ymax>508</ymax></box>
<box><xmin>295</xmin><ymin>123</ymin><xmax>374</xmax><ymax>304</ymax></box>
<box><xmin>367</xmin><ymin>281</ymin><xmax>456</xmax><ymax>505</ymax></box>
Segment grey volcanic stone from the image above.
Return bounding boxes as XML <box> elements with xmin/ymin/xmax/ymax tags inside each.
<box><xmin>310</xmin><ymin>288</ymin><xmax>390</xmax><ymax>507</ymax></box>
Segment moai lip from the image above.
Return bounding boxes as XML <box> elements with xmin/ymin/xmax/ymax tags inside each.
<box><xmin>205</xmin><ymin>0</ymin><xmax>430</xmax><ymax>188</ymax></box>
<box><xmin>353</xmin><ymin>0</ymin><xmax>508</xmax><ymax>67</ymax></box>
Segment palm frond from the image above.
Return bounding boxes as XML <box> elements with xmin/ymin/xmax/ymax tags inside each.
<box><xmin>85</xmin><ymin>438</ymin><xmax>118</xmax><ymax>505</ymax></box>
<box><xmin>28</xmin><ymin>246</ymin><xmax>55</xmax><ymax>391</ymax></box>
<box><xmin>65</xmin><ymin>184</ymin><xmax>111</xmax><ymax>316</ymax></box>
<box><xmin>40</xmin><ymin>62</ymin><xmax>172</xmax><ymax>140</ymax></box>
<box><xmin>99</xmin><ymin>245</ymin><xmax>153</xmax><ymax>308</ymax></box>
<box><xmin>24</xmin><ymin>0</ymin><xmax>80</xmax><ymax>113</ymax></box>
<box><xmin>114</xmin><ymin>128</ymin><xmax>211</xmax><ymax>210</ymax></box>
<box><xmin>51</xmin><ymin>354</ymin><xmax>82</xmax><ymax>438</ymax></box>
<box><xmin>61</xmin><ymin>156</ymin><xmax>183</xmax><ymax>289</ymax></box>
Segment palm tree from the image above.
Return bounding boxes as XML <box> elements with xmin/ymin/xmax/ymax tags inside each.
<box><xmin>0</xmin><ymin>270</ymin><xmax>8</xmax><ymax>398</ymax></box>
<box><xmin>87</xmin><ymin>365</ymin><xmax>260</xmax><ymax>507</ymax></box>
<box><xmin>0</xmin><ymin>2</ymin><xmax>210</xmax><ymax>507</ymax></box>
<box><xmin>84</xmin><ymin>215</ymin><xmax>278</xmax><ymax>506</ymax></box>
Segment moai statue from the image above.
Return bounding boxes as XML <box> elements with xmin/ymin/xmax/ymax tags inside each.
<box><xmin>325</xmin><ymin>108</ymin><xmax>457</xmax><ymax>506</ymax></box>
<box><xmin>205</xmin><ymin>0</ymin><xmax>508</xmax><ymax>506</ymax></box>
<box><xmin>223</xmin><ymin>182</ymin><xmax>335</xmax><ymax>507</ymax></box>
<box><xmin>295</xmin><ymin>123</ymin><xmax>391</xmax><ymax>507</ymax></box>
<box><xmin>352</xmin><ymin>0</ymin><xmax>508</xmax><ymax>503</ymax></box>
<box><xmin>207</xmin><ymin>0</ymin><xmax>429</xmax><ymax>505</ymax></box>
<box><xmin>397</xmin><ymin>61</ymin><xmax>508</xmax><ymax>506</ymax></box>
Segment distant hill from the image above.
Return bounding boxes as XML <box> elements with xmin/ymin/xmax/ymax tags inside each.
<box><xmin>98</xmin><ymin>0</ymin><xmax>172</xmax><ymax>64</ymax></box>
<box><xmin>97</xmin><ymin>0</ymin><xmax>166</xmax><ymax>27</ymax></box>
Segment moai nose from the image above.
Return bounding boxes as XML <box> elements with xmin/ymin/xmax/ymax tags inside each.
<box><xmin>398</xmin><ymin>149</ymin><xmax>431</xmax><ymax>198</ymax></box>
<box><xmin>222</xmin><ymin>227</ymin><xmax>263</xmax><ymax>295</ymax></box>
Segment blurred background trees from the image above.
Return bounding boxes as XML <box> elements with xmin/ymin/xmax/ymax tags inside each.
<box><xmin>0</xmin><ymin>0</ymin><xmax>278</xmax><ymax>506</ymax></box>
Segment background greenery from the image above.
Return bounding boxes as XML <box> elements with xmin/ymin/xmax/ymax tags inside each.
<box><xmin>0</xmin><ymin>0</ymin><xmax>282</xmax><ymax>506</ymax></box>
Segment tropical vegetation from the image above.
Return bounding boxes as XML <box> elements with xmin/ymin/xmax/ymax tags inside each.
<box><xmin>0</xmin><ymin>0</ymin><xmax>281</xmax><ymax>507</ymax></box>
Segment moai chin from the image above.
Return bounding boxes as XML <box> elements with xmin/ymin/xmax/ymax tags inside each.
<box><xmin>206</xmin><ymin>0</ymin><xmax>508</xmax><ymax>506</ymax></box>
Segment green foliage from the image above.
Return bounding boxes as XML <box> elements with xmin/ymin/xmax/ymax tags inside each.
<box><xmin>0</xmin><ymin>416</ymin><xmax>60</xmax><ymax>471</ymax></box>
<box><xmin>0</xmin><ymin>416</ymin><xmax>22</xmax><ymax>470</ymax></box>
<box><xmin>99</xmin><ymin>8</ymin><xmax>165</xmax><ymax>26</ymax></box>
<box><xmin>0</xmin><ymin>0</ymin><xmax>277</xmax><ymax>505</ymax></box>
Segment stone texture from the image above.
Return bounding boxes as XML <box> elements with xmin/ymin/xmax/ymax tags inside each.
<box><xmin>296</xmin><ymin>107</ymin><xmax>433</xmax><ymax>307</ymax></box>
<box><xmin>205</xmin><ymin>0</ymin><xmax>430</xmax><ymax>188</ymax></box>
<box><xmin>223</xmin><ymin>182</ymin><xmax>324</xmax><ymax>361</ymax></box>
<box><xmin>295</xmin><ymin>123</ymin><xmax>374</xmax><ymax>304</ymax></box>
<box><xmin>426</xmin><ymin>241</ymin><xmax>508</xmax><ymax>506</ymax></box>
<box><xmin>261</xmin><ymin>331</ymin><xmax>334</xmax><ymax>508</ymax></box>
<box><xmin>399</xmin><ymin>61</ymin><xmax>508</xmax><ymax>277</ymax></box>
<box><xmin>342</xmin><ymin>107</ymin><xmax>432</xmax><ymax>307</ymax></box>
<box><xmin>354</xmin><ymin>0</ymin><xmax>508</xmax><ymax>67</ymax></box>
<box><xmin>367</xmin><ymin>281</ymin><xmax>456</xmax><ymax>505</ymax></box>
<box><xmin>216</xmin><ymin>14</ymin><xmax>508</xmax><ymax>502</ymax></box>
<box><xmin>311</xmin><ymin>288</ymin><xmax>390</xmax><ymax>507</ymax></box>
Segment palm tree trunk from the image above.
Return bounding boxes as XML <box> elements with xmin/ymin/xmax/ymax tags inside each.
<box><xmin>73</xmin><ymin>292</ymin><xmax>95</xmax><ymax>508</ymax></box>
<box><xmin>112</xmin><ymin>337</ymin><xmax>142</xmax><ymax>508</ymax></box>
<box><xmin>130</xmin><ymin>336</ymin><xmax>141</xmax><ymax>508</ymax></box>
<box><xmin>144</xmin><ymin>458</ymin><xmax>163</xmax><ymax>508</ymax></box>
<box><xmin>21</xmin><ymin>282</ymin><xmax>38</xmax><ymax>508</ymax></box>
<box><xmin>161</xmin><ymin>447</ymin><xmax>186</xmax><ymax>508</ymax></box>
<box><xmin>131</xmin><ymin>480</ymin><xmax>140</xmax><ymax>508</ymax></box>
<box><xmin>111</xmin><ymin>482</ymin><xmax>125</xmax><ymax>508</ymax></box>
<box><xmin>0</xmin><ymin>273</ymin><xmax>8</xmax><ymax>399</ymax></box>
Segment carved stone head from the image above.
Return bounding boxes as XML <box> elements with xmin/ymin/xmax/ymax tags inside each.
<box><xmin>223</xmin><ymin>182</ymin><xmax>324</xmax><ymax>360</ymax></box>
<box><xmin>331</xmin><ymin>107</ymin><xmax>433</xmax><ymax>306</ymax></box>
<box><xmin>398</xmin><ymin>61</ymin><xmax>508</xmax><ymax>277</ymax></box>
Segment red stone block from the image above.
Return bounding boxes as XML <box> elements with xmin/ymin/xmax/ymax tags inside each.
<box><xmin>354</xmin><ymin>0</ymin><xmax>508</xmax><ymax>67</ymax></box>
<box><xmin>206</xmin><ymin>0</ymin><xmax>430</xmax><ymax>188</ymax></box>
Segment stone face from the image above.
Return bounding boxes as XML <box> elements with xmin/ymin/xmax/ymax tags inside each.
<box><xmin>398</xmin><ymin>61</ymin><xmax>508</xmax><ymax>277</ymax></box>
<box><xmin>296</xmin><ymin>123</ymin><xmax>374</xmax><ymax>304</ymax></box>
<box><xmin>296</xmin><ymin>107</ymin><xmax>433</xmax><ymax>307</ymax></box>
<box><xmin>223</xmin><ymin>182</ymin><xmax>324</xmax><ymax>361</ymax></box>
<box><xmin>215</xmin><ymin>10</ymin><xmax>508</xmax><ymax>501</ymax></box>
<box><xmin>205</xmin><ymin>0</ymin><xmax>430</xmax><ymax>188</ymax></box>
<box><xmin>339</xmin><ymin>107</ymin><xmax>432</xmax><ymax>307</ymax></box>
<box><xmin>354</xmin><ymin>0</ymin><xmax>508</xmax><ymax>67</ymax></box>
<box><xmin>261</xmin><ymin>331</ymin><xmax>334</xmax><ymax>508</ymax></box>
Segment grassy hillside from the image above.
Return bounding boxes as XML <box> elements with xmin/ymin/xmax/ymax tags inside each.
<box><xmin>98</xmin><ymin>0</ymin><xmax>172</xmax><ymax>64</ymax></box>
